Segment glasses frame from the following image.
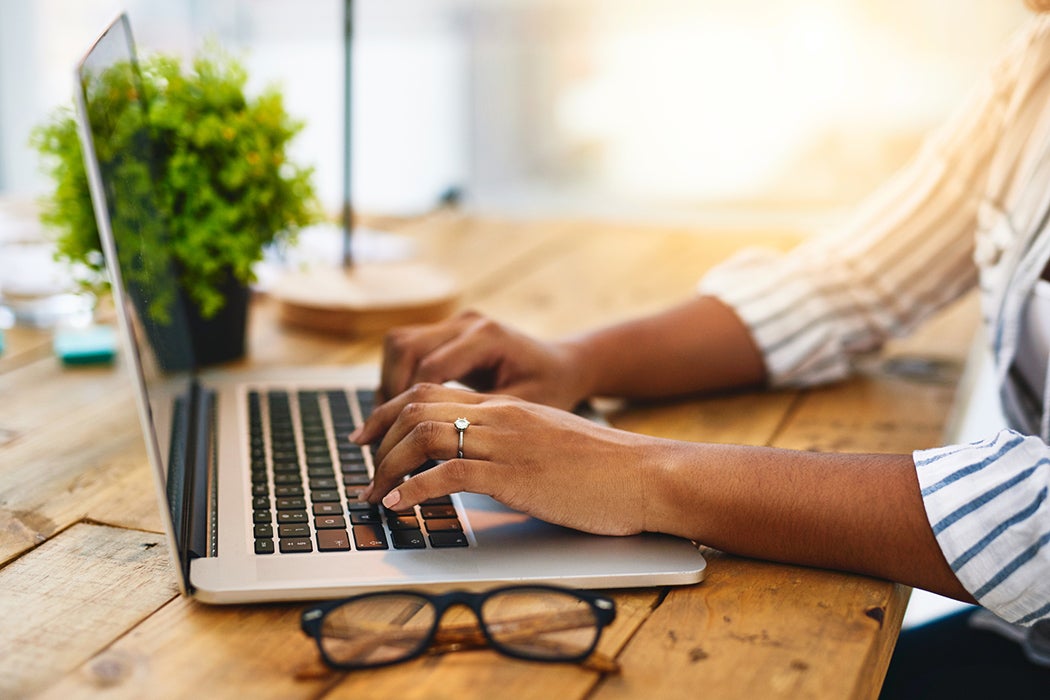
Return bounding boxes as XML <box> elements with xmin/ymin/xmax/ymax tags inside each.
<box><xmin>300</xmin><ymin>584</ymin><xmax>617</xmax><ymax>671</ymax></box>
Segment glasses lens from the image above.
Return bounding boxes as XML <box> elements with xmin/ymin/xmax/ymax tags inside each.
<box><xmin>319</xmin><ymin>593</ymin><xmax>437</xmax><ymax>667</ymax></box>
<box><xmin>480</xmin><ymin>588</ymin><xmax>601</xmax><ymax>661</ymax></box>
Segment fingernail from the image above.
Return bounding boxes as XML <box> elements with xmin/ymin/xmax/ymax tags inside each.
<box><xmin>382</xmin><ymin>490</ymin><xmax>401</xmax><ymax>508</ymax></box>
<box><xmin>348</xmin><ymin>427</ymin><xmax>362</xmax><ymax>442</ymax></box>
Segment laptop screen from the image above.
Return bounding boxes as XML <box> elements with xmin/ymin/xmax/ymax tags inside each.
<box><xmin>75</xmin><ymin>15</ymin><xmax>198</xmax><ymax>373</ymax></box>
<box><xmin>74</xmin><ymin>13</ymin><xmax>200</xmax><ymax>592</ymax></box>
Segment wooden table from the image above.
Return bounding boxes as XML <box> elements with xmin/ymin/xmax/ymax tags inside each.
<box><xmin>0</xmin><ymin>213</ymin><xmax>978</xmax><ymax>699</ymax></box>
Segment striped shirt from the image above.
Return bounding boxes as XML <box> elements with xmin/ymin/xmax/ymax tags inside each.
<box><xmin>700</xmin><ymin>15</ymin><xmax>1050</xmax><ymax>625</ymax></box>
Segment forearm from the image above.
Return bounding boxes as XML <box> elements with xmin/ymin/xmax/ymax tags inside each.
<box><xmin>647</xmin><ymin>441</ymin><xmax>975</xmax><ymax>602</ymax></box>
<box><xmin>562</xmin><ymin>295</ymin><xmax>768</xmax><ymax>400</ymax></box>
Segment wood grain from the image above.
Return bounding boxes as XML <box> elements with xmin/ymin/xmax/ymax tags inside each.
<box><xmin>0</xmin><ymin>523</ymin><xmax>176</xmax><ymax>699</ymax></box>
<box><xmin>0</xmin><ymin>360</ymin><xmax>162</xmax><ymax>565</ymax></box>
<box><xmin>592</xmin><ymin>552</ymin><xmax>906</xmax><ymax>700</ymax></box>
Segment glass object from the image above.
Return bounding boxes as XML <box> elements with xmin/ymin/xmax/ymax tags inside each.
<box><xmin>300</xmin><ymin>585</ymin><xmax>618</xmax><ymax>672</ymax></box>
<box><xmin>0</xmin><ymin>199</ymin><xmax>94</xmax><ymax>329</ymax></box>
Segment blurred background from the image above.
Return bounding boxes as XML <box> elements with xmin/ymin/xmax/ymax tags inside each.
<box><xmin>0</xmin><ymin>0</ymin><xmax>1030</xmax><ymax>230</ymax></box>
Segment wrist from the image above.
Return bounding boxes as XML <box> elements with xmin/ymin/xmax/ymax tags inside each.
<box><xmin>639</xmin><ymin>440</ymin><xmax>701</xmax><ymax>536</ymax></box>
<box><xmin>555</xmin><ymin>333</ymin><xmax>607</xmax><ymax>401</ymax></box>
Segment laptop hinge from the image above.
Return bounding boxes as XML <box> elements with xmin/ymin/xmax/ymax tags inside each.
<box><xmin>167</xmin><ymin>379</ymin><xmax>215</xmax><ymax>593</ymax></box>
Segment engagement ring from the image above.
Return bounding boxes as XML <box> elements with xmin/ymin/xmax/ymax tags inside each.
<box><xmin>454</xmin><ymin>417</ymin><xmax>470</xmax><ymax>459</ymax></box>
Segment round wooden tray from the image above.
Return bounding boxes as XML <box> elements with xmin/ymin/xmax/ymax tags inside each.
<box><xmin>269</xmin><ymin>261</ymin><xmax>459</xmax><ymax>336</ymax></box>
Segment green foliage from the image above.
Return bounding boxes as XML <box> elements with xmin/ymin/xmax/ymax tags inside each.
<box><xmin>32</xmin><ymin>48</ymin><xmax>321</xmax><ymax>321</ymax></box>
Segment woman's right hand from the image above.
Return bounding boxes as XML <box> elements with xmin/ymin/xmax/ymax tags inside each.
<box><xmin>378</xmin><ymin>310</ymin><xmax>592</xmax><ymax>410</ymax></box>
<box><xmin>355</xmin><ymin>383</ymin><xmax>664</xmax><ymax>536</ymax></box>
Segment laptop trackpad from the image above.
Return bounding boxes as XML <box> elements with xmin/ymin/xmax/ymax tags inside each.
<box><xmin>458</xmin><ymin>491</ymin><xmax>566</xmax><ymax>543</ymax></box>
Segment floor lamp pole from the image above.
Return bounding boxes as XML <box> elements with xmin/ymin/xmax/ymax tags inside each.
<box><xmin>342</xmin><ymin>0</ymin><xmax>354</xmax><ymax>268</ymax></box>
<box><xmin>269</xmin><ymin>0</ymin><xmax>459</xmax><ymax>334</ymax></box>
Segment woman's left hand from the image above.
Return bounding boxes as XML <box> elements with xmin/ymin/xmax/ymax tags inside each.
<box><xmin>351</xmin><ymin>383</ymin><xmax>671</xmax><ymax>536</ymax></box>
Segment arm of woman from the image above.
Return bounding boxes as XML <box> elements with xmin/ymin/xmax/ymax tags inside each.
<box><xmin>376</xmin><ymin>295</ymin><xmax>767</xmax><ymax>409</ymax></box>
<box><xmin>354</xmin><ymin>384</ymin><xmax>975</xmax><ymax>604</ymax></box>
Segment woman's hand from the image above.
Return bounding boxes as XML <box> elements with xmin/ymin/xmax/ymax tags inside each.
<box><xmin>378</xmin><ymin>310</ymin><xmax>591</xmax><ymax>410</ymax></box>
<box><xmin>352</xmin><ymin>383</ymin><xmax>673</xmax><ymax>536</ymax></box>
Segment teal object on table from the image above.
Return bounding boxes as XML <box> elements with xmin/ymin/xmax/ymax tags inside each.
<box><xmin>53</xmin><ymin>325</ymin><xmax>117</xmax><ymax>366</ymax></box>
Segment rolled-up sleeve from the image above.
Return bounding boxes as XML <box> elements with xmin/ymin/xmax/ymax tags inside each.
<box><xmin>915</xmin><ymin>431</ymin><xmax>1050</xmax><ymax>624</ymax></box>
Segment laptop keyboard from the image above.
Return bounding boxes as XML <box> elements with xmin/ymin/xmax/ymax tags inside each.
<box><xmin>247</xmin><ymin>387</ymin><xmax>468</xmax><ymax>555</ymax></box>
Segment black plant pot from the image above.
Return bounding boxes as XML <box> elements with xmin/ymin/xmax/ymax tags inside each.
<box><xmin>185</xmin><ymin>274</ymin><xmax>250</xmax><ymax>368</ymax></box>
<box><xmin>129</xmin><ymin>271</ymin><xmax>250</xmax><ymax>373</ymax></box>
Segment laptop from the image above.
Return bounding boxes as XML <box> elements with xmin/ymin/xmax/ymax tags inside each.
<box><xmin>73</xmin><ymin>13</ymin><xmax>706</xmax><ymax>604</ymax></box>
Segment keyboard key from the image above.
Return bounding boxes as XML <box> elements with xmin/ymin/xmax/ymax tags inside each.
<box><xmin>317</xmin><ymin>529</ymin><xmax>352</xmax><ymax>551</ymax></box>
<box><xmin>255</xmin><ymin>538</ymin><xmax>275</xmax><ymax>555</ymax></box>
<box><xmin>425</xmin><ymin>518</ymin><xmax>463</xmax><ymax>533</ymax></box>
<box><xmin>383</xmin><ymin>504</ymin><xmax>415</xmax><ymax>517</ymax></box>
<box><xmin>253</xmin><ymin>509</ymin><xmax>271</xmax><ymax>524</ymax></box>
<box><xmin>254</xmin><ymin>523</ymin><xmax>274</xmax><ymax>538</ymax></box>
<box><xmin>429</xmin><ymin>531</ymin><xmax>469</xmax><ymax>548</ymax></box>
<box><xmin>340</xmin><ymin>461</ymin><xmax>369</xmax><ymax>475</ymax></box>
<box><xmin>422</xmin><ymin>495</ymin><xmax>454</xmax><ymax>506</ymax></box>
<box><xmin>277</xmin><ymin>511</ymin><xmax>308</xmax><ymax>524</ymax></box>
<box><xmin>279</xmin><ymin>538</ymin><xmax>314</xmax><ymax>553</ymax></box>
<box><xmin>274</xmin><ymin>485</ymin><xmax>304</xmax><ymax>497</ymax></box>
<box><xmin>315</xmin><ymin>515</ymin><xmax>347</xmax><ymax>529</ymax></box>
<box><xmin>252</xmin><ymin>496</ymin><xmax>270</xmax><ymax>510</ymax></box>
<box><xmin>272</xmin><ymin>462</ymin><xmax>300</xmax><ymax>474</ymax></box>
<box><xmin>310</xmin><ymin>489</ymin><xmax>341</xmax><ymax>503</ymax></box>
<box><xmin>387</xmin><ymin>515</ymin><xmax>420</xmax><ymax>530</ymax></box>
<box><xmin>391</xmin><ymin>529</ymin><xmax>427</xmax><ymax>549</ymax></box>
<box><xmin>343</xmin><ymin>474</ymin><xmax>371</xmax><ymax>487</ymax></box>
<box><xmin>276</xmin><ymin>497</ymin><xmax>306</xmax><ymax>511</ymax></box>
<box><xmin>350</xmin><ymin>509</ymin><xmax>381</xmax><ymax>525</ymax></box>
<box><xmin>352</xmin><ymin>524</ymin><xmax>388</xmax><ymax>550</ymax></box>
<box><xmin>279</xmin><ymin>523</ymin><xmax>311</xmax><ymax>538</ymax></box>
<box><xmin>309</xmin><ymin>477</ymin><xmax>338</xmax><ymax>490</ymax></box>
<box><xmin>420</xmin><ymin>505</ymin><xmax>457</xmax><ymax>520</ymax></box>
<box><xmin>313</xmin><ymin>502</ymin><xmax>342</xmax><ymax>516</ymax></box>
<box><xmin>252</xmin><ymin>483</ymin><xmax>269</xmax><ymax>497</ymax></box>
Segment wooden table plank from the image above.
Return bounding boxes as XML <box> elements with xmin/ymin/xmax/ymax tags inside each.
<box><xmin>0</xmin><ymin>361</ymin><xmax>161</xmax><ymax>565</ymax></box>
<box><xmin>592</xmin><ymin>554</ymin><xmax>908</xmax><ymax>700</ymax></box>
<box><xmin>37</xmin><ymin>590</ymin><xmax>662</xmax><ymax>700</ymax></box>
<box><xmin>36</xmin><ymin>597</ymin><xmax>326</xmax><ymax>700</ymax></box>
<box><xmin>0</xmin><ymin>523</ymin><xmax>176</xmax><ymax>699</ymax></box>
<box><xmin>471</xmin><ymin>221</ymin><xmax>802</xmax><ymax>337</ymax></box>
<box><xmin>0</xmin><ymin>325</ymin><xmax>54</xmax><ymax>374</ymax></box>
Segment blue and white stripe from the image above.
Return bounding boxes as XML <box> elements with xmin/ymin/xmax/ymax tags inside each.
<box><xmin>916</xmin><ymin>431</ymin><xmax>1050</xmax><ymax>624</ymax></box>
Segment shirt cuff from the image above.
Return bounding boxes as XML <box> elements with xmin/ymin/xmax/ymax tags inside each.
<box><xmin>914</xmin><ymin>429</ymin><xmax>1050</xmax><ymax>625</ymax></box>
<box><xmin>698</xmin><ymin>247</ymin><xmax>854</xmax><ymax>388</ymax></box>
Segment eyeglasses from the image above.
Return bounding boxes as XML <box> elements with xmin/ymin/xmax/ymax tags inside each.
<box><xmin>300</xmin><ymin>585</ymin><xmax>618</xmax><ymax>672</ymax></box>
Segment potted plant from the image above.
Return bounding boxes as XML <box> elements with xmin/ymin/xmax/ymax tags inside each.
<box><xmin>32</xmin><ymin>47</ymin><xmax>321</xmax><ymax>369</ymax></box>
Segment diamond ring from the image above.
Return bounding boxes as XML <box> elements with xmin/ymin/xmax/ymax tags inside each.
<box><xmin>453</xmin><ymin>417</ymin><xmax>470</xmax><ymax>459</ymax></box>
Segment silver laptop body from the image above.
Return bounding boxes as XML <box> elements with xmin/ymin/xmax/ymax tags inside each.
<box><xmin>73</xmin><ymin>13</ymin><xmax>706</xmax><ymax>604</ymax></box>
